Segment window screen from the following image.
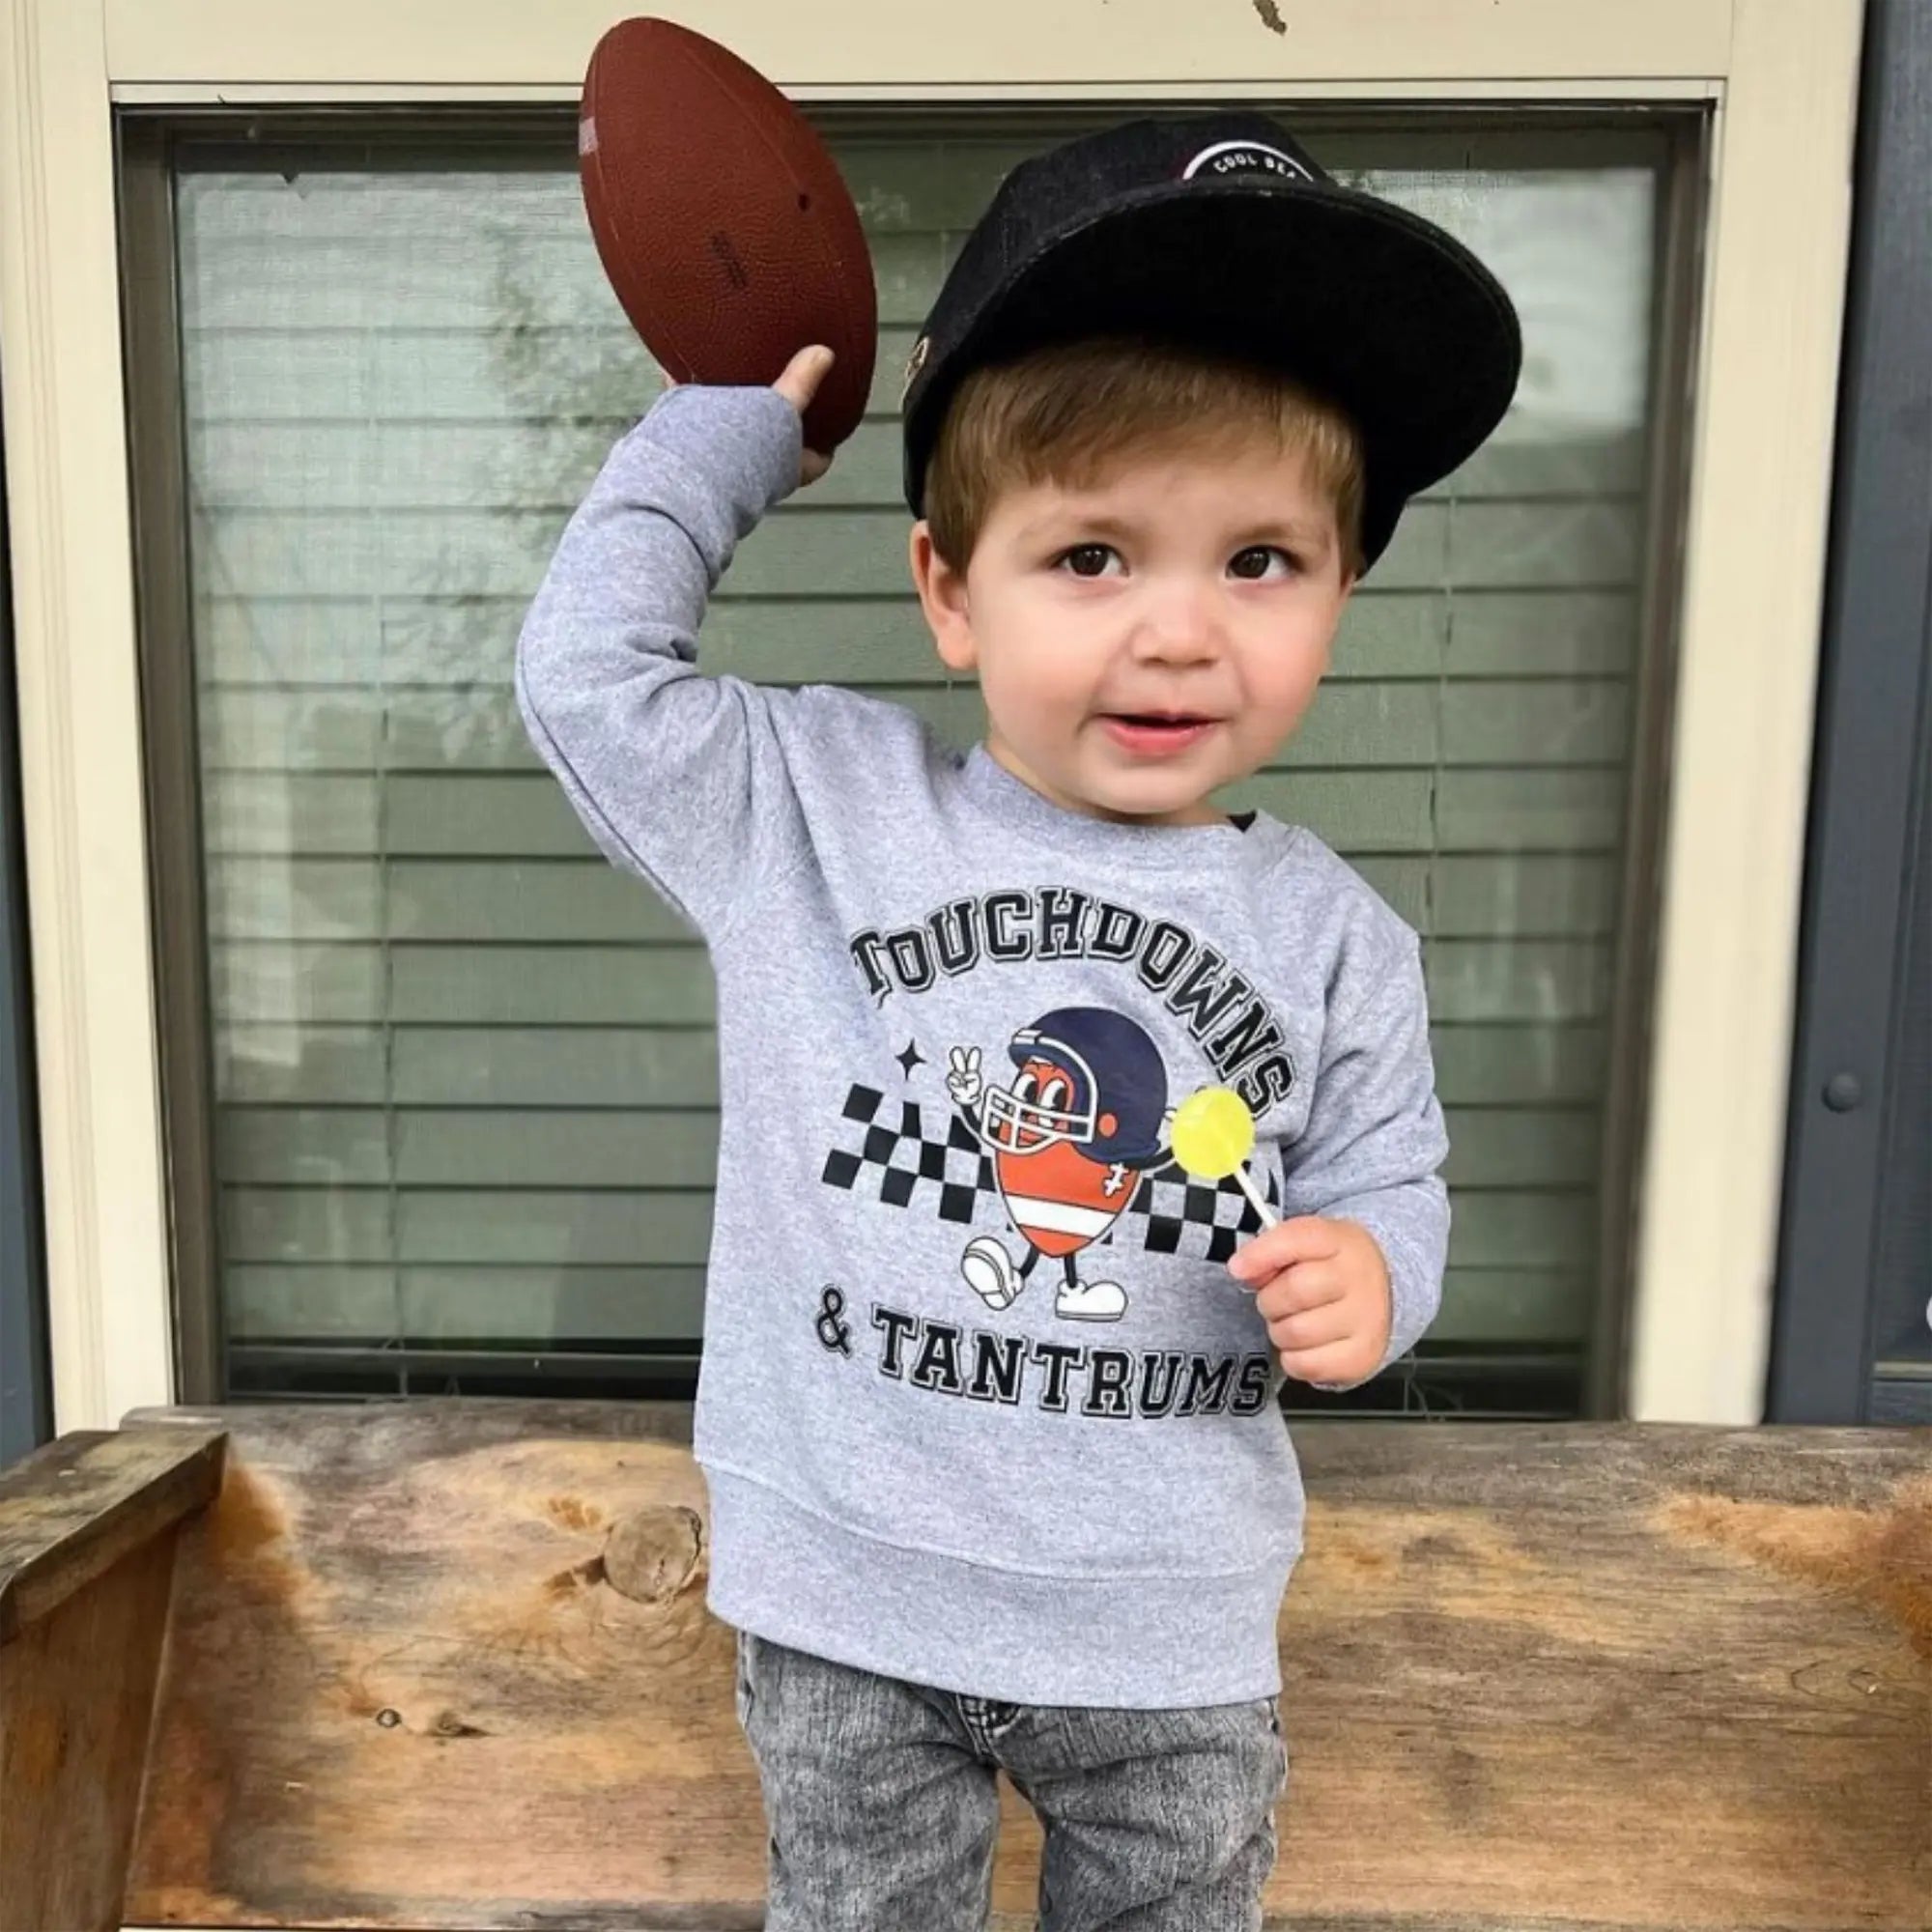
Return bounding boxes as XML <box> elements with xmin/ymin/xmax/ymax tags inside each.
<box><xmin>167</xmin><ymin>116</ymin><xmax>1682</xmax><ymax>1414</ymax></box>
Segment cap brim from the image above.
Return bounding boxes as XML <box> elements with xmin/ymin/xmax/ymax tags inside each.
<box><xmin>905</xmin><ymin>179</ymin><xmax>1522</xmax><ymax>569</ymax></box>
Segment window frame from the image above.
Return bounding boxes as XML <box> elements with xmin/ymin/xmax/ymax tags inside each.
<box><xmin>122</xmin><ymin>105</ymin><xmax>1704</xmax><ymax>1417</ymax></box>
<box><xmin>0</xmin><ymin>417</ymin><xmax>53</xmax><ymax>1464</ymax></box>
<box><xmin>0</xmin><ymin>0</ymin><xmax>1865</xmax><ymax>1429</ymax></box>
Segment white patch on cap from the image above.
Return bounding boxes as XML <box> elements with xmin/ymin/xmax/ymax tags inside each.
<box><xmin>1181</xmin><ymin>139</ymin><xmax>1310</xmax><ymax>183</ymax></box>
<box><xmin>578</xmin><ymin>116</ymin><xmax>598</xmax><ymax>156</ymax></box>
<box><xmin>900</xmin><ymin>333</ymin><xmax>930</xmax><ymax>404</ymax></box>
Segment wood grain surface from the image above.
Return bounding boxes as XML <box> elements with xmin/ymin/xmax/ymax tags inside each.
<box><xmin>0</xmin><ymin>1425</ymin><xmax>223</xmax><ymax>1642</ymax></box>
<box><xmin>0</xmin><ymin>1426</ymin><xmax>224</xmax><ymax>1930</ymax></box>
<box><xmin>118</xmin><ymin>1403</ymin><xmax>1930</xmax><ymax>1931</ymax></box>
<box><xmin>2</xmin><ymin>1533</ymin><xmax>184</xmax><ymax>1929</ymax></box>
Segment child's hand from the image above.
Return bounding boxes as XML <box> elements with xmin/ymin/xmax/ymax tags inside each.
<box><xmin>772</xmin><ymin>344</ymin><xmax>837</xmax><ymax>487</ymax></box>
<box><xmin>659</xmin><ymin>345</ymin><xmax>837</xmax><ymax>488</ymax></box>
<box><xmin>1227</xmin><ymin>1216</ymin><xmax>1391</xmax><ymax>1386</ymax></box>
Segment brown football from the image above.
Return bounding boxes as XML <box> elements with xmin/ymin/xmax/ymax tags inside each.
<box><xmin>579</xmin><ymin>16</ymin><xmax>877</xmax><ymax>453</ymax></box>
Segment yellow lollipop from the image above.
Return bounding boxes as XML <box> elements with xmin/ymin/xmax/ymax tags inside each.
<box><xmin>1170</xmin><ymin>1087</ymin><xmax>1278</xmax><ymax>1227</ymax></box>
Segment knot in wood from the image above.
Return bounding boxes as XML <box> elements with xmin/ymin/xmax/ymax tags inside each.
<box><xmin>602</xmin><ymin>1504</ymin><xmax>703</xmax><ymax>1605</ymax></box>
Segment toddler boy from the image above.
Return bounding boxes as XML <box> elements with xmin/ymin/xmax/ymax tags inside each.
<box><xmin>519</xmin><ymin>112</ymin><xmax>1520</xmax><ymax>1932</ymax></box>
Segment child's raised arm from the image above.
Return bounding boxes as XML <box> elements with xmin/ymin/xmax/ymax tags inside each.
<box><xmin>514</xmin><ymin>348</ymin><xmax>834</xmax><ymax>943</ymax></box>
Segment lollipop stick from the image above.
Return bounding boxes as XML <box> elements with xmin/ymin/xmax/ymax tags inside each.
<box><xmin>1234</xmin><ymin>1160</ymin><xmax>1278</xmax><ymax>1229</ymax></box>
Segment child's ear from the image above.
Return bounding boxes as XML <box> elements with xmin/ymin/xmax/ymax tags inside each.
<box><xmin>909</xmin><ymin>521</ymin><xmax>978</xmax><ymax>673</ymax></box>
<box><xmin>1325</xmin><ymin>554</ymin><xmax>1358</xmax><ymax>631</ymax></box>
<box><xmin>1319</xmin><ymin>571</ymin><xmax>1354</xmax><ymax>671</ymax></box>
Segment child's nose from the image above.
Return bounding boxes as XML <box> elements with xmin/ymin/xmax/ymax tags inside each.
<box><xmin>1132</xmin><ymin>580</ymin><xmax>1222</xmax><ymax>663</ymax></box>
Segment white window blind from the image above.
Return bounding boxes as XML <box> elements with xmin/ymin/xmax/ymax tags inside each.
<box><xmin>176</xmin><ymin>118</ymin><xmax>1671</xmax><ymax>1411</ymax></box>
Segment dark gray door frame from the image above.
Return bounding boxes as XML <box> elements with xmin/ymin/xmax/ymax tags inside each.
<box><xmin>0</xmin><ymin>402</ymin><xmax>53</xmax><ymax>1465</ymax></box>
<box><xmin>1769</xmin><ymin>0</ymin><xmax>1932</xmax><ymax>1422</ymax></box>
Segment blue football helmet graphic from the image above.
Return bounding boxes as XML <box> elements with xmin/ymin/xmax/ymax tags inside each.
<box><xmin>983</xmin><ymin>1007</ymin><xmax>1169</xmax><ymax>1166</ymax></box>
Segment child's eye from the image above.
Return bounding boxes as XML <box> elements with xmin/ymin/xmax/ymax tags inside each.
<box><xmin>1053</xmin><ymin>544</ymin><xmax>1123</xmax><ymax>579</ymax></box>
<box><xmin>1229</xmin><ymin>546</ymin><xmax>1297</xmax><ymax>582</ymax></box>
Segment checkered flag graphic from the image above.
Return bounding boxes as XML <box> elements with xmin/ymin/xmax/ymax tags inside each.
<box><xmin>820</xmin><ymin>1084</ymin><xmax>1279</xmax><ymax>1264</ymax></box>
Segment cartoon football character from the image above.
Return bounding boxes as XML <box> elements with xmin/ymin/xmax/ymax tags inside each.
<box><xmin>947</xmin><ymin>1008</ymin><xmax>1171</xmax><ymax>1322</ymax></box>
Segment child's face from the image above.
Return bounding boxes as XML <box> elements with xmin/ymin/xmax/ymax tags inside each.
<box><xmin>911</xmin><ymin>439</ymin><xmax>1354</xmax><ymax>826</ymax></box>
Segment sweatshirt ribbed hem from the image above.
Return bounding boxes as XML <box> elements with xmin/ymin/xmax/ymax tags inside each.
<box><xmin>703</xmin><ymin>1465</ymin><xmax>1296</xmax><ymax>1710</ymax></box>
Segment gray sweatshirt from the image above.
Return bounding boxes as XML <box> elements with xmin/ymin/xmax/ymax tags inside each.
<box><xmin>516</xmin><ymin>384</ymin><xmax>1448</xmax><ymax>1708</ymax></box>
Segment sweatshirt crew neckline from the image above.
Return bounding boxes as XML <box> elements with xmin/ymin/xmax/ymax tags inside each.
<box><xmin>954</xmin><ymin>743</ymin><xmax>1288</xmax><ymax>868</ymax></box>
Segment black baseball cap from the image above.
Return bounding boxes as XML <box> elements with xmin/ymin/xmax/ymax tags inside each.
<box><xmin>900</xmin><ymin>113</ymin><xmax>1522</xmax><ymax>572</ymax></box>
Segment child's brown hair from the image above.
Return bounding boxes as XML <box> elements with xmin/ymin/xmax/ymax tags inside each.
<box><xmin>921</xmin><ymin>336</ymin><xmax>1365</xmax><ymax>576</ymax></box>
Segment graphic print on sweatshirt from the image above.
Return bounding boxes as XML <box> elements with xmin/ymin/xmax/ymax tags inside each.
<box><xmin>939</xmin><ymin>1006</ymin><xmax>1171</xmax><ymax>1322</ymax></box>
<box><xmin>820</xmin><ymin>887</ymin><xmax>1291</xmax><ymax>1323</ymax></box>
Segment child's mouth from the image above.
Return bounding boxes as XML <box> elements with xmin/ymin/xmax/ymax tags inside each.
<box><xmin>1099</xmin><ymin>714</ymin><xmax>1216</xmax><ymax>757</ymax></box>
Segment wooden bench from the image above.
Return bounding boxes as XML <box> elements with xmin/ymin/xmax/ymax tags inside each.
<box><xmin>2</xmin><ymin>1401</ymin><xmax>1927</xmax><ymax>1931</ymax></box>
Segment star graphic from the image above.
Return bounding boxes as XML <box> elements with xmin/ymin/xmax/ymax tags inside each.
<box><xmin>895</xmin><ymin>1039</ymin><xmax>925</xmax><ymax>1078</ymax></box>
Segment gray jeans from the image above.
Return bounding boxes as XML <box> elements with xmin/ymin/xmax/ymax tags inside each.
<box><xmin>734</xmin><ymin>1634</ymin><xmax>1287</xmax><ymax>1931</ymax></box>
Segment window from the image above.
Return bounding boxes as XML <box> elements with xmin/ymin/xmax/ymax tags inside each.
<box><xmin>127</xmin><ymin>109</ymin><xmax>1698</xmax><ymax>1416</ymax></box>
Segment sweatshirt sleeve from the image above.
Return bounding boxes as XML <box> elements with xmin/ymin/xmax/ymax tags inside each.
<box><xmin>514</xmin><ymin>383</ymin><xmax>805</xmax><ymax>942</ymax></box>
<box><xmin>1278</xmin><ymin>930</ymin><xmax>1450</xmax><ymax>1386</ymax></box>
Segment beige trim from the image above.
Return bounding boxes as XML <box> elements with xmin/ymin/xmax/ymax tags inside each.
<box><xmin>1627</xmin><ymin>0</ymin><xmax>1861</xmax><ymax>1423</ymax></box>
<box><xmin>101</xmin><ymin>0</ymin><xmax>1732</xmax><ymax>87</ymax></box>
<box><xmin>106</xmin><ymin>77</ymin><xmax>1729</xmax><ymax>106</ymax></box>
<box><xmin>0</xmin><ymin>0</ymin><xmax>175</xmax><ymax>1429</ymax></box>
<box><xmin>5</xmin><ymin>0</ymin><xmax>1862</xmax><ymax>1428</ymax></box>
